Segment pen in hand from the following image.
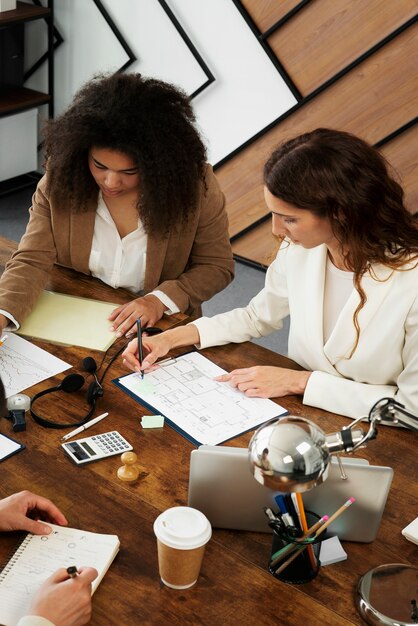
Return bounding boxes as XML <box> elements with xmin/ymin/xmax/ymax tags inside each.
<box><xmin>136</xmin><ymin>318</ymin><xmax>144</xmax><ymax>379</ymax></box>
<box><xmin>66</xmin><ymin>566</ymin><xmax>78</xmax><ymax>579</ymax></box>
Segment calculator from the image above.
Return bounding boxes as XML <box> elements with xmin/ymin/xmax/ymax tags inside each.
<box><xmin>62</xmin><ymin>431</ymin><xmax>133</xmax><ymax>465</ymax></box>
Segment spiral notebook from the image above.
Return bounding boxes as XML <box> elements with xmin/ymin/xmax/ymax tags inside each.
<box><xmin>0</xmin><ymin>523</ymin><xmax>120</xmax><ymax>626</ymax></box>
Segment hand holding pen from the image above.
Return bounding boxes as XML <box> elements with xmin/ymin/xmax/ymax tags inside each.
<box><xmin>123</xmin><ymin>323</ymin><xmax>200</xmax><ymax>374</ymax></box>
<box><xmin>28</xmin><ymin>565</ymin><xmax>98</xmax><ymax>626</ymax></box>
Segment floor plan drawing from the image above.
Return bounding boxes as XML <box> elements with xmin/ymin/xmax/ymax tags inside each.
<box><xmin>116</xmin><ymin>351</ymin><xmax>286</xmax><ymax>445</ymax></box>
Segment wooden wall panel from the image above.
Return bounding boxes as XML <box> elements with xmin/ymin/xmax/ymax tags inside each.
<box><xmin>267</xmin><ymin>0</ymin><xmax>417</xmax><ymax>94</ymax></box>
<box><xmin>231</xmin><ymin>123</ymin><xmax>418</xmax><ymax>267</ymax></box>
<box><xmin>380</xmin><ymin>125</ymin><xmax>418</xmax><ymax>214</ymax></box>
<box><xmin>239</xmin><ymin>0</ymin><xmax>302</xmax><ymax>33</ymax></box>
<box><xmin>232</xmin><ymin>220</ymin><xmax>276</xmax><ymax>268</ymax></box>
<box><xmin>220</xmin><ymin>26</ymin><xmax>418</xmax><ymax>240</ymax></box>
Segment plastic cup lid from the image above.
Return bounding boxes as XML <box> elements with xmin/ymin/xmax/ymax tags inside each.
<box><xmin>154</xmin><ymin>506</ymin><xmax>212</xmax><ymax>550</ymax></box>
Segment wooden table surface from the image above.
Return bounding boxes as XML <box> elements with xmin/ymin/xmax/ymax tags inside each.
<box><xmin>0</xmin><ymin>237</ymin><xmax>416</xmax><ymax>625</ymax></box>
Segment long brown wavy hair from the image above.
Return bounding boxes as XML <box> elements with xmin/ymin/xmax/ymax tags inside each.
<box><xmin>264</xmin><ymin>128</ymin><xmax>418</xmax><ymax>355</ymax></box>
<box><xmin>42</xmin><ymin>72</ymin><xmax>207</xmax><ymax>236</ymax></box>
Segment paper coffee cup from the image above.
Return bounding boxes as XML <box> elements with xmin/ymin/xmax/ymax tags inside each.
<box><xmin>153</xmin><ymin>506</ymin><xmax>212</xmax><ymax>589</ymax></box>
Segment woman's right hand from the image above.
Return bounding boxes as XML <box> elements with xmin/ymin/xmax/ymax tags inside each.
<box><xmin>28</xmin><ymin>566</ymin><xmax>98</xmax><ymax>626</ymax></box>
<box><xmin>123</xmin><ymin>333</ymin><xmax>174</xmax><ymax>372</ymax></box>
<box><xmin>122</xmin><ymin>325</ymin><xmax>200</xmax><ymax>373</ymax></box>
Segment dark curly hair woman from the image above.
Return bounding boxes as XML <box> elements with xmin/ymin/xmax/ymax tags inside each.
<box><xmin>0</xmin><ymin>73</ymin><xmax>234</xmax><ymax>337</ymax></box>
<box><xmin>123</xmin><ymin>128</ymin><xmax>418</xmax><ymax>420</ymax></box>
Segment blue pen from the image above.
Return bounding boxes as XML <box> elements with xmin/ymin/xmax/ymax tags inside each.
<box><xmin>136</xmin><ymin>318</ymin><xmax>144</xmax><ymax>379</ymax></box>
<box><xmin>275</xmin><ymin>494</ymin><xmax>288</xmax><ymax>515</ymax></box>
<box><xmin>274</xmin><ymin>494</ymin><xmax>294</xmax><ymax>526</ymax></box>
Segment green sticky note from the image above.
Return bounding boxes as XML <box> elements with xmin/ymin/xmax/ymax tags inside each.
<box><xmin>141</xmin><ymin>415</ymin><xmax>165</xmax><ymax>429</ymax></box>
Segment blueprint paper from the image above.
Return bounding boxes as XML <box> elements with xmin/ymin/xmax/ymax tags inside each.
<box><xmin>115</xmin><ymin>351</ymin><xmax>287</xmax><ymax>445</ymax></box>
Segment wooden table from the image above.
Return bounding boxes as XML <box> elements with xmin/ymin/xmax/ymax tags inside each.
<box><xmin>0</xmin><ymin>238</ymin><xmax>417</xmax><ymax>625</ymax></box>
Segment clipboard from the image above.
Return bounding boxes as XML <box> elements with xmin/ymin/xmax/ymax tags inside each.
<box><xmin>112</xmin><ymin>351</ymin><xmax>287</xmax><ymax>446</ymax></box>
<box><xmin>0</xmin><ymin>433</ymin><xmax>25</xmax><ymax>462</ymax></box>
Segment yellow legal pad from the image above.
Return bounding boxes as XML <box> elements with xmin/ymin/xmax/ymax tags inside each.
<box><xmin>17</xmin><ymin>290</ymin><xmax>117</xmax><ymax>351</ymax></box>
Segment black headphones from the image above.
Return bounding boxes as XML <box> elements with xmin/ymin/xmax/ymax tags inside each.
<box><xmin>30</xmin><ymin>357</ymin><xmax>104</xmax><ymax>429</ymax></box>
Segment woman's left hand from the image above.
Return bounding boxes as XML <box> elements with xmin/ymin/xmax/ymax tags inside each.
<box><xmin>109</xmin><ymin>295</ymin><xmax>166</xmax><ymax>337</ymax></box>
<box><xmin>0</xmin><ymin>491</ymin><xmax>68</xmax><ymax>534</ymax></box>
<box><xmin>215</xmin><ymin>366</ymin><xmax>311</xmax><ymax>398</ymax></box>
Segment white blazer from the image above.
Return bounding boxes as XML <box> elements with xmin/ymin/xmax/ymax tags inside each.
<box><xmin>194</xmin><ymin>242</ymin><xmax>418</xmax><ymax>419</ymax></box>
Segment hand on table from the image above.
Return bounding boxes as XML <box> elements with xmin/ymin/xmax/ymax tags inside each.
<box><xmin>108</xmin><ymin>295</ymin><xmax>166</xmax><ymax>338</ymax></box>
<box><xmin>28</xmin><ymin>566</ymin><xmax>98</xmax><ymax>626</ymax></box>
<box><xmin>0</xmin><ymin>490</ymin><xmax>68</xmax><ymax>535</ymax></box>
<box><xmin>215</xmin><ymin>366</ymin><xmax>311</xmax><ymax>398</ymax></box>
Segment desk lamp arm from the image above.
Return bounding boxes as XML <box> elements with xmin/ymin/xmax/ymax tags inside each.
<box><xmin>336</xmin><ymin>397</ymin><xmax>418</xmax><ymax>455</ymax></box>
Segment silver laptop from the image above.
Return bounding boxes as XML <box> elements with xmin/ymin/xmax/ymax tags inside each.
<box><xmin>188</xmin><ymin>445</ymin><xmax>393</xmax><ymax>542</ymax></box>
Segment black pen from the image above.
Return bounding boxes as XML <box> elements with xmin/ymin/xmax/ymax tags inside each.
<box><xmin>136</xmin><ymin>318</ymin><xmax>144</xmax><ymax>379</ymax></box>
<box><xmin>66</xmin><ymin>565</ymin><xmax>78</xmax><ymax>579</ymax></box>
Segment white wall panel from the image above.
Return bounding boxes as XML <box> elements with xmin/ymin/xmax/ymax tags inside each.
<box><xmin>23</xmin><ymin>0</ymin><xmax>296</xmax><ymax>166</ymax></box>
<box><xmin>167</xmin><ymin>0</ymin><xmax>297</xmax><ymax>163</ymax></box>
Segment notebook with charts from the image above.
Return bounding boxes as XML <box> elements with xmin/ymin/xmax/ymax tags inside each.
<box><xmin>17</xmin><ymin>290</ymin><xmax>117</xmax><ymax>351</ymax></box>
<box><xmin>114</xmin><ymin>351</ymin><xmax>287</xmax><ymax>446</ymax></box>
<box><xmin>188</xmin><ymin>446</ymin><xmax>393</xmax><ymax>541</ymax></box>
<box><xmin>0</xmin><ymin>523</ymin><xmax>119</xmax><ymax>626</ymax></box>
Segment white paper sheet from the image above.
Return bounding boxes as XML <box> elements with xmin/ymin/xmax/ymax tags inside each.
<box><xmin>0</xmin><ymin>523</ymin><xmax>119</xmax><ymax>626</ymax></box>
<box><xmin>116</xmin><ymin>351</ymin><xmax>287</xmax><ymax>445</ymax></box>
<box><xmin>0</xmin><ymin>333</ymin><xmax>70</xmax><ymax>398</ymax></box>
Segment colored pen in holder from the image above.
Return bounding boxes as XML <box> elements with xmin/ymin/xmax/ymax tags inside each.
<box><xmin>268</xmin><ymin>511</ymin><xmax>322</xmax><ymax>584</ymax></box>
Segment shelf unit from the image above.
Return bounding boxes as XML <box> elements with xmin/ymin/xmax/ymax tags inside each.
<box><xmin>0</xmin><ymin>1</ymin><xmax>53</xmax><ymax>116</ymax></box>
<box><xmin>0</xmin><ymin>1</ymin><xmax>53</xmax><ymax>192</ymax></box>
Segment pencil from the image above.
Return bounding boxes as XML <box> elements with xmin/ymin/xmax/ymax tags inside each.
<box><xmin>270</xmin><ymin>516</ymin><xmax>328</xmax><ymax>569</ymax></box>
<box><xmin>136</xmin><ymin>318</ymin><xmax>144</xmax><ymax>379</ymax></box>
<box><xmin>296</xmin><ymin>492</ymin><xmax>317</xmax><ymax>570</ymax></box>
<box><xmin>272</xmin><ymin>497</ymin><xmax>355</xmax><ymax>576</ymax></box>
<box><xmin>0</xmin><ymin>334</ymin><xmax>8</xmax><ymax>347</ymax></box>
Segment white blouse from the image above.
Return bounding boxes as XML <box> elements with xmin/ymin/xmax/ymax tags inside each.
<box><xmin>89</xmin><ymin>193</ymin><xmax>147</xmax><ymax>293</ymax></box>
<box><xmin>89</xmin><ymin>194</ymin><xmax>178</xmax><ymax>314</ymax></box>
<box><xmin>1</xmin><ymin>194</ymin><xmax>178</xmax><ymax>330</ymax></box>
<box><xmin>323</xmin><ymin>255</ymin><xmax>354</xmax><ymax>343</ymax></box>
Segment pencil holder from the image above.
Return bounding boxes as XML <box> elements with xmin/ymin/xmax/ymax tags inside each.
<box><xmin>268</xmin><ymin>511</ymin><xmax>321</xmax><ymax>584</ymax></box>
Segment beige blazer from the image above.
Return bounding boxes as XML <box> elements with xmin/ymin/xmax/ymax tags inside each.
<box><xmin>194</xmin><ymin>242</ymin><xmax>418</xmax><ymax>419</ymax></box>
<box><xmin>0</xmin><ymin>165</ymin><xmax>234</xmax><ymax>325</ymax></box>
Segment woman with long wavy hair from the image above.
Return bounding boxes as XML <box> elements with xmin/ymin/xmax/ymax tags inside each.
<box><xmin>0</xmin><ymin>73</ymin><xmax>234</xmax><ymax>337</ymax></box>
<box><xmin>122</xmin><ymin>128</ymin><xmax>418</xmax><ymax>419</ymax></box>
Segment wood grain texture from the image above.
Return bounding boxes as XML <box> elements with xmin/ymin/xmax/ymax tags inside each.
<box><xmin>231</xmin><ymin>120</ymin><xmax>417</xmax><ymax>265</ymax></box>
<box><xmin>219</xmin><ymin>26</ymin><xmax>418</xmax><ymax>244</ymax></box>
<box><xmin>0</xmin><ymin>242</ymin><xmax>416</xmax><ymax>625</ymax></box>
<box><xmin>239</xmin><ymin>0</ymin><xmax>302</xmax><ymax>33</ymax></box>
<box><xmin>232</xmin><ymin>219</ymin><xmax>276</xmax><ymax>267</ymax></box>
<box><xmin>267</xmin><ymin>0</ymin><xmax>417</xmax><ymax>94</ymax></box>
<box><xmin>380</xmin><ymin>123</ymin><xmax>418</xmax><ymax>214</ymax></box>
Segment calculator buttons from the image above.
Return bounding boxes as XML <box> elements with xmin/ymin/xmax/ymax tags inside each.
<box><xmin>62</xmin><ymin>431</ymin><xmax>133</xmax><ymax>465</ymax></box>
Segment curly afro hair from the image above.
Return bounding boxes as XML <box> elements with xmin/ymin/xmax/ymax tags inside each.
<box><xmin>42</xmin><ymin>72</ymin><xmax>207</xmax><ymax>236</ymax></box>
